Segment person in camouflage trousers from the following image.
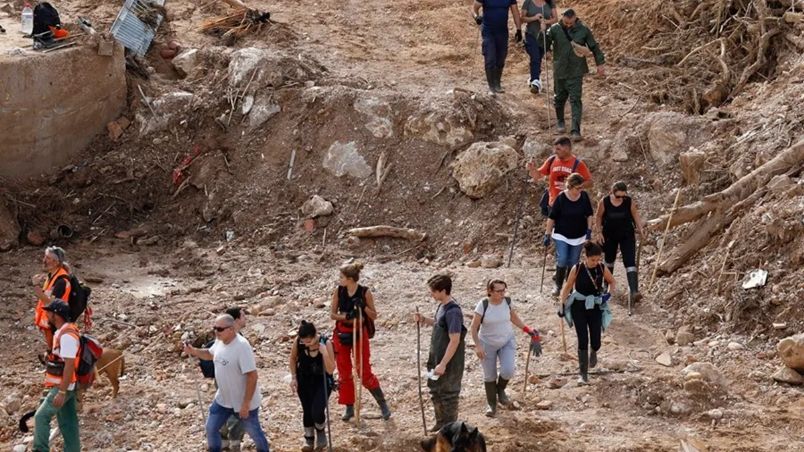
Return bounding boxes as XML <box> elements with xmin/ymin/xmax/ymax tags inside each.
<box><xmin>545</xmin><ymin>8</ymin><xmax>605</xmax><ymax>141</ymax></box>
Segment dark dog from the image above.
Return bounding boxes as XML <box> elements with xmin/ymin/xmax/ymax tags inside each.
<box><xmin>421</xmin><ymin>421</ymin><xmax>487</xmax><ymax>452</ymax></box>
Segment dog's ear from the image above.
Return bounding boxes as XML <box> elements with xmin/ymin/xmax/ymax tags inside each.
<box><xmin>468</xmin><ymin>426</ymin><xmax>478</xmax><ymax>439</ymax></box>
<box><xmin>460</xmin><ymin>422</ymin><xmax>468</xmax><ymax>434</ymax></box>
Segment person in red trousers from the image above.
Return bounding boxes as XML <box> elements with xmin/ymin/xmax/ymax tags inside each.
<box><xmin>329</xmin><ymin>261</ymin><xmax>391</xmax><ymax>421</ymax></box>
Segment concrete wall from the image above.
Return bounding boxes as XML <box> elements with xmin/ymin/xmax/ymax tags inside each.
<box><xmin>0</xmin><ymin>42</ymin><xmax>127</xmax><ymax>179</ymax></box>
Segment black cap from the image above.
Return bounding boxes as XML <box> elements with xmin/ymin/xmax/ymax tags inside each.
<box><xmin>44</xmin><ymin>300</ymin><xmax>71</xmax><ymax>320</ymax></box>
<box><xmin>563</xmin><ymin>8</ymin><xmax>576</xmax><ymax>17</ymax></box>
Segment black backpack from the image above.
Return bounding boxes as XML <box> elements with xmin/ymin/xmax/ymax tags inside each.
<box><xmin>479</xmin><ymin>297</ymin><xmax>512</xmax><ymax>324</ymax></box>
<box><xmin>199</xmin><ymin>339</ymin><xmax>216</xmax><ymax>378</ymax></box>
<box><xmin>33</xmin><ymin>2</ymin><xmax>61</xmax><ymax>35</ymax></box>
<box><xmin>57</xmin><ymin>274</ymin><xmax>91</xmax><ymax>323</ymax></box>
<box><xmin>539</xmin><ymin>156</ymin><xmax>582</xmax><ymax>217</ymax></box>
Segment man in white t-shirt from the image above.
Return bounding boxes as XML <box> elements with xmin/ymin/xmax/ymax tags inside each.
<box><xmin>184</xmin><ymin>314</ymin><xmax>270</xmax><ymax>452</ymax></box>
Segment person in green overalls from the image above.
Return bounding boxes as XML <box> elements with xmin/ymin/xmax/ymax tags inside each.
<box><xmin>544</xmin><ymin>8</ymin><xmax>605</xmax><ymax>141</ymax></box>
<box><xmin>414</xmin><ymin>274</ymin><xmax>466</xmax><ymax>432</ymax></box>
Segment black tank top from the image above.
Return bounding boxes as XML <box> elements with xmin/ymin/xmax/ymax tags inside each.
<box><xmin>296</xmin><ymin>336</ymin><xmax>327</xmax><ymax>378</ymax></box>
<box><xmin>337</xmin><ymin>285</ymin><xmax>367</xmax><ymax>314</ymax></box>
<box><xmin>575</xmin><ymin>263</ymin><xmax>604</xmax><ymax>296</ymax></box>
<box><xmin>602</xmin><ymin>196</ymin><xmax>634</xmax><ymax>238</ymax></box>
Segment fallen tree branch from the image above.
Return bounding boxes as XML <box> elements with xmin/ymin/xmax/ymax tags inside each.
<box><xmin>648</xmin><ymin>138</ymin><xmax>804</xmax><ymax>230</ymax></box>
<box><xmin>347</xmin><ymin>226</ymin><xmax>427</xmax><ymax>241</ymax></box>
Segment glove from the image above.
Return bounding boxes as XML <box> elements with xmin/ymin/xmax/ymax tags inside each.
<box><xmin>601</xmin><ymin>292</ymin><xmax>611</xmax><ymax>303</ymax></box>
<box><xmin>586</xmin><ymin>229</ymin><xmax>592</xmax><ymax>241</ymax></box>
<box><xmin>474</xmin><ymin>15</ymin><xmax>483</xmax><ymax>25</ymax></box>
<box><xmin>524</xmin><ymin>326</ymin><xmax>542</xmax><ymax>356</ymax></box>
<box><xmin>542</xmin><ymin>234</ymin><xmax>551</xmax><ymax>247</ymax></box>
<box><xmin>515</xmin><ymin>30</ymin><xmax>523</xmax><ymax>43</ymax></box>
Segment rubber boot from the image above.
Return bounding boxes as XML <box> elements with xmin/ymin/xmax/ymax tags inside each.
<box><xmin>341</xmin><ymin>405</ymin><xmax>354</xmax><ymax>422</ymax></box>
<box><xmin>590</xmin><ymin>349</ymin><xmax>598</xmax><ymax>368</ymax></box>
<box><xmin>314</xmin><ymin>424</ymin><xmax>327</xmax><ymax>451</ymax></box>
<box><xmin>553</xmin><ymin>266</ymin><xmax>567</xmax><ymax>296</ymax></box>
<box><xmin>484</xmin><ymin>381</ymin><xmax>497</xmax><ymax>417</ymax></box>
<box><xmin>302</xmin><ymin>427</ymin><xmax>314</xmax><ymax>452</ymax></box>
<box><xmin>627</xmin><ymin>271</ymin><xmax>642</xmax><ymax>303</ymax></box>
<box><xmin>555</xmin><ymin>106</ymin><xmax>566</xmax><ymax>133</ymax></box>
<box><xmin>497</xmin><ymin>377</ymin><xmax>513</xmax><ymax>409</ymax></box>
<box><xmin>430</xmin><ymin>400</ymin><xmax>444</xmax><ymax>432</ymax></box>
<box><xmin>369</xmin><ymin>387</ymin><xmax>392</xmax><ymax>420</ymax></box>
<box><xmin>578</xmin><ymin>348</ymin><xmax>589</xmax><ymax>384</ymax></box>
<box><xmin>442</xmin><ymin>398</ymin><xmax>459</xmax><ymax>425</ymax></box>
<box><xmin>485</xmin><ymin>67</ymin><xmax>496</xmax><ymax>95</ymax></box>
<box><xmin>494</xmin><ymin>67</ymin><xmax>506</xmax><ymax>93</ymax></box>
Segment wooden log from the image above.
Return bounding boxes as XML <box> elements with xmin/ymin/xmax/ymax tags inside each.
<box><xmin>347</xmin><ymin>226</ymin><xmax>427</xmax><ymax>241</ymax></box>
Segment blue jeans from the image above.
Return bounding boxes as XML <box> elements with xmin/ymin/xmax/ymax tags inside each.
<box><xmin>554</xmin><ymin>240</ymin><xmax>583</xmax><ymax>268</ymax></box>
<box><xmin>524</xmin><ymin>33</ymin><xmax>544</xmax><ymax>83</ymax></box>
<box><xmin>206</xmin><ymin>400</ymin><xmax>269</xmax><ymax>452</ymax></box>
<box><xmin>482</xmin><ymin>29</ymin><xmax>509</xmax><ymax>71</ymax></box>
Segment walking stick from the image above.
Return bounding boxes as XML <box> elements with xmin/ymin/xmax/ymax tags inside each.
<box><xmin>415</xmin><ymin>307</ymin><xmax>427</xmax><ymax>435</ymax></box>
<box><xmin>522</xmin><ymin>346</ymin><xmax>532</xmax><ymax>400</ymax></box>
<box><xmin>539</xmin><ymin>245</ymin><xmax>549</xmax><ymax>294</ymax></box>
<box><xmin>356</xmin><ymin>308</ymin><xmax>363</xmax><ymax>427</ymax></box>
<box><xmin>630</xmin><ymin>239</ymin><xmax>641</xmax><ymax>317</ymax></box>
<box><xmin>542</xmin><ymin>29</ymin><xmax>552</xmax><ymax>131</ymax></box>
<box><xmin>322</xmin><ymin>361</ymin><xmax>333</xmax><ymax>452</ymax></box>
<box><xmin>647</xmin><ymin>190</ymin><xmax>681</xmax><ymax>292</ymax></box>
<box><xmin>507</xmin><ymin>181</ymin><xmax>526</xmax><ymax>268</ymax></box>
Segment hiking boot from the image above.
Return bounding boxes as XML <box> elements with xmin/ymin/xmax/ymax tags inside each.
<box><xmin>497</xmin><ymin>377</ymin><xmax>513</xmax><ymax>409</ymax></box>
<box><xmin>485</xmin><ymin>67</ymin><xmax>496</xmax><ymax>96</ymax></box>
<box><xmin>571</xmin><ymin>131</ymin><xmax>583</xmax><ymax>142</ymax></box>
<box><xmin>553</xmin><ymin>267</ymin><xmax>567</xmax><ymax>297</ymax></box>
<box><xmin>590</xmin><ymin>349</ymin><xmax>598</xmax><ymax>368</ymax></box>
<box><xmin>578</xmin><ymin>348</ymin><xmax>589</xmax><ymax>384</ymax></box>
<box><xmin>315</xmin><ymin>425</ymin><xmax>327</xmax><ymax>451</ymax></box>
<box><xmin>484</xmin><ymin>381</ymin><xmax>497</xmax><ymax>418</ymax></box>
<box><xmin>341</xmin><ymin>405</ymin><xmax>354</xmax><ymax>422</ymax></box>
<box><xmin>302</xmin><ymin>427</ymin><xmax>314</xmax><ymax>452</ymax></box>
<box><xmin>369</xmin><ymin>387</ymin><xmax>392</xmax><ymax>420</ymax></box>
<box><xmin>627</xmin><ymin>270</ymin><xmax>642</xmax><ymax>304</ymax></box>
<box><xmin>493</xmin><ymin>67</ymin><xmax>505</xmax><ymax>93</ymax></box>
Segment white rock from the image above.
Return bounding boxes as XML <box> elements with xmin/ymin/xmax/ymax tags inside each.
<box><xmin>681</xmin><ymin>362</ymin><xmax>727</xmax><ymax>389</ymax></box>
<box><xmin>772</xmin><ymin>366</ymin><xmax>804</xmax><ymax>385</ymax></box>
<box><xmin>646</xmin><ymin>111</ymin><xmax>712</xmax><ymax>164</ymax></box>
<box><xmin>778</xmin><ymin>333</ymin><xmax>804</xmax><ymax>372</ymax></box>
<box><xmin>706</xmin><ymin>408</ymin><xmax>724</xmax><ymax>419</ymax></box>
<box><xmin>248</xmin><ymin>96</ymin><xmax>281</xmax><ymax>128</ymax></box>
<box><xmin>676</xmin><ymin>326</ymin><xmax>694</xmax><ymax>346</ymax></box>
<box><xmin>136</xmin><ymin>91</ymin><xmax>194</xmax><ymax>136</ymax></box>
<box><xmin>353</xmin><ymin>97</ymin><xmax>393</xmax><ymax>138</ymax></box>
<box><xmin>172</xmin><ymin>48</ymin><xmax>199</xmax><ymax>78</ymax></box>
<box><xmin>451</xmin><ymin>141</ymin><xmax>519</xmax><ymax>199</ymax></box>
<box><xmin>13</xmin><ymin>445</ymin><xmax>26</xmax><ymax>452</ymax></box>
<box><xmin>480</xmin><ymin>254</ymin><xmax>503</xmax><ymax>269</ymax></box>
<box><xmin>322</xmin><ymin>141</ymin><xmax>373</xmax><ymax>179</ymax></box>
<box><xmin>655</xmin><ymin>352</ymin><xmax>673</xmax><ymax>367</ymax></box>
<box><xmin>727</xmin><ymin>341</ymin><xmax>744</xmax><ymax>351</ymax></box>
<box><xmin>300</xmin><ymin>195</ymin><xmax>334</xmax><ymax>218</ymax></box>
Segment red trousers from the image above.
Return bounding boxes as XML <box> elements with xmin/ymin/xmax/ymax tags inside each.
<box><xmin>332</xmin><ymin>325</ymin><xmax>380</xmax><ymax>405</ymax></box>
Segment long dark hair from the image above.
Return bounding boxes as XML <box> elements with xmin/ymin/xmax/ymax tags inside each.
<box><xmin>298</xmin><ymin>320</ymin><xmax>316</xmax><ymax>339</ymax></box>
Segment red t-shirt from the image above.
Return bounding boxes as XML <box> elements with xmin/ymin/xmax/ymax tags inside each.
<box><xmin>538</xmin><ymin>155</ymin><xmax>592</xmax><ymax>205</ymax></box>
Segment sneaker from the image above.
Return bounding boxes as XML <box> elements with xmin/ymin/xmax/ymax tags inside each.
<box><xmin>577</xmin><ymin>375</ymin><xmax>589</xmax><ymax>385</ymax></box>
<box><xmin>529</xmin><ymin>79</ymin><xmax>542</xmax><ymax>94</ymax></box>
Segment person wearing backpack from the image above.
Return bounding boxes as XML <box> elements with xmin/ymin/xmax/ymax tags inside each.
<box><xmin>413</xmin><ymin>274</ymin><xmax>466</xmax><ymax>432</ymax></box>
<box><xmin>558</xmin><ymin>242</ymin><xmax>615</xmax><ymax>384</ymax></box>
<box><xmin>544</xmin><ymin>172</ymin><xmax>594</xmax><ymax>295</ymax></box>
<box><xmin>218</xmin><ymin>307</ymin><xmax>247</xmax><ymax>452</ymax></box>
<box><xmin>527</xmin><ymin>136</ymin><xmax>592</xmax><ymax>217</ymax></box>
<box><xmin>329</xmin><ymin>261</ymin><xmax>391</xmax><ymax>421</ymax></box>
<box><xmin>469</xmin><ymin>279</ymin><xmax>541</xmax><ymax>417</ymax></box>
<box><xmin>33</xmin><ymin>246</ymin><xmax>73</xmax><ymax>356</ymax></box>
<box><xmin>289</xmin><ymin>320</ymin><xmax>336</xmax><ymax>451</ymax></box>
<box><xmin>594</xmin><ymin>181</ymin><xmax>647</xmax><ymax>304</ymax></box>
<box><xmin>34</xmin><ymin>300</ymin><xmax>81</xmax><ymax>452</ymax></box>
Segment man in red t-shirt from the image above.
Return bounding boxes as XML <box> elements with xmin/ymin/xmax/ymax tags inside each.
<box><xmin>527</xmin><ymin>136</ymin><xmax>592</xmax><ymax>209</ymax></box>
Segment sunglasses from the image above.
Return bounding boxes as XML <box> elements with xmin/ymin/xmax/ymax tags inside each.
<box><xmin>212</xmin><ymin>326</ymin><xmax>231</xmax><ymax>332</ymax></box>
<box><xmin>492</xmin><ymin>289</ymin><xmax>506</xmax><ymax>293</ymax></box>
<box><xmin>614</xmin><ymin>194</ymin><xmax>627</xmax><ymax>199</ymax></box>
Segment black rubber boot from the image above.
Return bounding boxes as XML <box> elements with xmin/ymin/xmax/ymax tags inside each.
<box><xmin>497</xmin><ymin>377</ymin><xmax>513</xmax><ymax>409</ymax></box>
<box><xmin>484</xmin><ymin>381</ymin><xmax>497</xmax><ymax>417</ymax></box>
<box><xmin>430</xmin><ymin>400</ymin><xmax>444</xmax><ymax>432</ymax></box>
<box><xmin>341</xmin><ymin>405</ymin><xmax>354</xmax><ymax>422</ymax></box>
<box><xmin>553</xmin><ymin>266</ymin><xmax>567</xmax><ymax>296</ymax></box>
<box><xmin>314</xmin><ymin>424</ymin><xmax>327</xmax><ymax>451</ymax></box>
<box><xmin>578</xmin><ymin>348</ymin><xmax>589</xmax><ymax>384</ymax></box>
<box><xmin>442</xmin><ymin>398</ymin><xmax>460</xmax><ymax>425</ymax></box>
<box><xmin>555</xmin><ymin>106</ymin><xmax>566</xmax><ymax>133</ymax></box>
<box><xmin>627</xmin><ymin>270</ymin><xmax>642</xmax><ymax>303</ymax></box>
<box><xmin>485</xmin><ymin>67</ymin><xmax>496</xmax><ymax>95</ymax></box>
<box><xmin>590</xmin><ymin>349</ymin><xmax>598</xmax><ymax>368</ymax></box>
<box><xmin>370</xmin><ymin>387</ymin><xmax>392</xmax><ymax>420</ymax></box>
<box><xmin>494</xmin><ymin>67</ymin><xmax>506</xmax><ymax>93</ymax></box>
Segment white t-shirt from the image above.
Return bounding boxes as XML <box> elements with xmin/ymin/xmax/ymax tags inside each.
<box><xmin>55</xmin><ymin>323</ymin><xmax>79</xmax><ymax>390</ymax></box>
<box><xmin>210</xmin><ymin>335</ymin><xmax>261</xmax><ymax>411</ymax></box>
<box><xmin>475</xmin><ymin>298</ymin><xmax>515</xmax><ymax>348</ymax></box>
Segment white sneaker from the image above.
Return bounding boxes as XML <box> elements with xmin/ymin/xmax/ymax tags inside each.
<box><xmin>529</xmin><ymin>79</ymin><xmax>542</xmax><ymax>94</ymax></box>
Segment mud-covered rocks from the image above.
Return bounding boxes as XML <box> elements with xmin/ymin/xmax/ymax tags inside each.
<box><xmin>301</xmin><ymin>195</ymin><xmax>334</xmax><ymax>218</ymax></box>
<box><xmin>772</xmin><ymin>366</ymin><xmax>804</xmax><ymax>385</ymax></box>
<box><xmin>681</xmin><ymin>362</ymin><xmax>727</xmax><ymax>393</ymax></box>
<box><xmin>777</xmin><ymin>333</ymin><xmax>804</xmax><ymax>372</ymax></box>
<box><xmin>322</xmin><ymin>141</ymin><xmax>373</xmax><ymax>179</ymax></box>
<box><xmin>645</xmin><ymin>111</ymin><xmax>712</xmax><ymax>164</ymax></box>
<box><xmin>451</xmin><ymin>141</ymin><xmax>518</xmax><ymax>199</ymax></box>
<box><xmin>172</xmin><ymin>48</ymin><xmax>199</xmax><ymax>78</ymax></box>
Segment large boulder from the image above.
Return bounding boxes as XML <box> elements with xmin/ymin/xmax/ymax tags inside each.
<box><xmin>228</xmin><ymin>48</ymin><xmax>322</xmax><ymax>90</ymax></box>
<box><xmin>772</xmin><ymin>366</ymin><xmax>804</xmax><ymax>385</ymax></box>
<box><xmin>681</xmin><ymin>362</ymin><xmax>727</xmax><ymax>393</ymax></box>
<box><xmin>404</xmin><ymin>111</ymin><xmax>473</xmax><ymax>147</ymax></box>
<box><xmin>0</xmin><ymin>201</ymin><xmax>20</xmax><ymax>251</ymax></box>
<box><xmin>451</xmin><ymin>141</ymin><xmax>518</xmax><ymax>199</ymax></box>
<box><xmin>645</xmin><ymin>112</ymin><xmax>712</xmax><ymax>164</ymax></box>
<box><xmin>136</xmin><ymin>91</ymin><xmax>194</xmax><ymax>136</ymax></box>
<box><xmin>778</xmin><ymin>333</ymin><xmax>804</xmax><ymax>372</ymax></box>
<box><xmin>322</xmin><ymin>141</ymin><xmax>373</xmax><ymax>179</ymax></box>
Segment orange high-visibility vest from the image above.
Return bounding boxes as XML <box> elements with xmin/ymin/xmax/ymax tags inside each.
<box><xmin>45</xmin><ymin>323</ymin><xmax>80</xmax><ymax>388</ymax></box>
<box><xmin>34</xmin><ymin>267</ymin><xmax>72</xmax><ymax>330</ymax></box>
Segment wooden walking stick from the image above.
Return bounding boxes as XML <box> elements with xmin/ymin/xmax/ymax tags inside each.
<box><xmin>647</xmin><ymin>190</ymin><xmax>682</xmax><ymax>291</ymax></box>
<box><xmin>542</xmin><ymin>29</ymin><xmax>552</xmax><ymax>131</ymax></box>
<box><xmin>522</xmin><ymin>346</ymin><xmax>532</xmax><ymax>400</ymax></box>
<box><xmin>539</xmin><ymin>244</ymin><xmax>549</xmax><ymax>294</ymax></box>
<box><xmin>507</xmin><ymin>181</ymin><xmax>527</xmax><ymax>268</ymax></box>
<box><xmin>415</xmin><ymin>307</ymin><xmax>427</xmax><ymax>435</ymax></box>
<box><xmin>356</xmin><ymin>308</ymin><xmax>363</xmax><ymax>427</ymax></box>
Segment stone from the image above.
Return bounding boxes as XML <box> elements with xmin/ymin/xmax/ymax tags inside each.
<box><xmin>681</xmin><ymin>362</ymin><xmax>726</xmax><ymax>389</ymax></box>
<box><xmin>1</xmin><ymin>392</ymin><xmax>22</xmax><ymax>415</ymax></box>
<box><xmin>451</xmin><ymin>141</ymin><xmax>519</xmax><ymax>199</ymax></box>
<box><xmin>676</xmin><ymin>326</ymin><xmax>694</xmax><ymax>346</ymax></box>
<box><xmin>645</xmin><ymin>111</ymin><xmax>711</xmax><ymax>164</ymax></box>
<box><xmin>727</xmin><ymin>341</ymin><xmax>744</xmax><ymax>351</ymax></box>
<box><xmin>136</xmin><ymin>91</ymin><xmax>194</xmax><ymax>136</ymax></box>
<box><xmin>705</xmin><ymin>408</ymin><xmax>724</xmax><ymax>420</ymax></box>
<box><xmin>107</xmin><ymin>120</ymin><xmax>124</xmax><ymax>141</ymax></box>
<box><xmin>522</xmin><ymin>135</ymin><xmax>548</xmax><ymax>161</ymax></box>
<box><xmin>480</xmin><ymin>254</ymin><xmax>503</xmax><ymax>269</ymax></box>
<box><xmin>466</xmin><ymin>259</ymin><xmax>481</xmax><ymax>268</ymax></box>
<box><xmin>679</xmin><ymin>149</ymin><xmax>706</xmax><ymax>185</ymax></box>
<box><xmin>773</xmin><ymin>322</ymin><xmax>787</xmax><ymax>330</ymax></box>
<box><xmin>300</xmin><ymin>195</ymin><xmax>334</xmax><ymax>218</ymax></box>
<box><xmin>0</xmin><ymin>201</ymin><xmax>20</xmax><ymax>252</ymax></box>
<box><xmin>547</xmin><ymin>377</ymin><xmax>566</xmax><ymax>389</ymax></box>
<box><xmin>248</xmin><ymin>96</ymin><xmax>281</xmax><ymax>128</ymax></box>
<box><xmin>403</xmin><ymin>111</ymin><xmax>472</xmax><ymax>147</ymax></box>
<box><xmin>665</xmin><ymin>330</ymin><xmax>676</xmax><ymax>344</ymax></box>
<box><xmin>322</xmin><ymin>141</ymin><xmax>373</xmax><ymax>179</ymax></box>
<box><xmin>767</xmin><ymin>174</ymin><xmax>794</xmax><ymax>194</ymax></box>
<box><xmin>536</xmin><ymin>400</ymin><xmax>553</xmax><ymax>410</ymax></box>
<box><xmin>353</xmin><ymin>97</ymin><xmax>393</xmax><ymax>138</ymax></box>
<box><xmin>771</xmin><ymin>366</ymin><xmax>804</xmax><ymax>385</ymax></box>
<box><xmin>172</xmin><ymin>48</ymin><xmax>199</xmax><ymax>78</ymax></box>
<box><xmin>655</xmin><ymin>352</ymin><xmax>673</xmax><ymax>367</ymax></box>
<box><xmin>13</xmin><ymin>445</ymin><xmax>26</xmax><ymax>452</ymax></box>
<box><xmin>777</xmin><ymin>333</ymin><xmax>804</xmax><ymax>372</ymax></box>
<box><xmin>26</xmin><ymin>230</ymin><xmax>46</xmax><ymax>246</ymax></box>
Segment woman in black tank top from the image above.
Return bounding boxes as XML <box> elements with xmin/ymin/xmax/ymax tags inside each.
<box><xmin>289</xmin><ymin>321</ymin><xmax>335</xmax><ymax>450</ymax></box>
<box><xmin>558</xmin><ymin>242</ymin><xmax>615</xmax><ymax>384</ymax></box>
<box><xmin>593</xmin><ymin>181</ymin><xmax>646</xmax><ymax>306</ymax></box>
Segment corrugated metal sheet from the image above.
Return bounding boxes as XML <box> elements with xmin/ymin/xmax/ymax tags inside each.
<box><xmin>110</xmin><ymin>0</ymin><xmax>166</xmax><ymax>56</ymax></box>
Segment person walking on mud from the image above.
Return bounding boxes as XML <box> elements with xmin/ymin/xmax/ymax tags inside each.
<box><xmin>472</xmin><ymin>0</ymin><xmax>523</xmax><ymax>95</ymax></box>
<box><xmin>469</xmin><ymin>279</ymin><xmax>542</xmax><ymax>417</ymax></box>
<box><xmin>219</xmin><ymin>307</ymin><xmax>247</xmax><ymax>452</ymax></box>
<box><xmin>544</xmin><ymin>172</ymin><xmax>594</xmax><ymax>295</ymax></box>
<box><xmin>33</xmin><ymin>246</ymin><xmax>72</xmax><ymax>358</ymax></box>
<box><xmin>289</xmin><ymin>320</ymin><xmax>336</xmax><ymax>451</ymax></box>
<box><xmin>544</xmin><ymin>8</ymin><xmax>605</xmax><ymax>141</ymax></box>
<box><xmin>594</xmin><ymin>181</ymin><xmax>646</xmax><ymax>304</ymax></box>
<box><xmin>527</xmin><ymin>136</ymin><xmax>592</xmax><ymax>218</ymax></box>
<box><xmin>329</xmin><ymin>261</ymin><xmax>391</xmax><ymax>421</ymax></box>
<box><xmin>413</xmin><ymin>274</ymin><xmax>467</xmax><ymax>431</ymax></box>
<box><xmin>520</xmin><ymin>0</ymin><xmax>557</xmax><ymax>93</ymax></box>
<box><xmin>183</xmin><ymin>314</ymin><xmax>270</xmax><ymax>452</ymax></box>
